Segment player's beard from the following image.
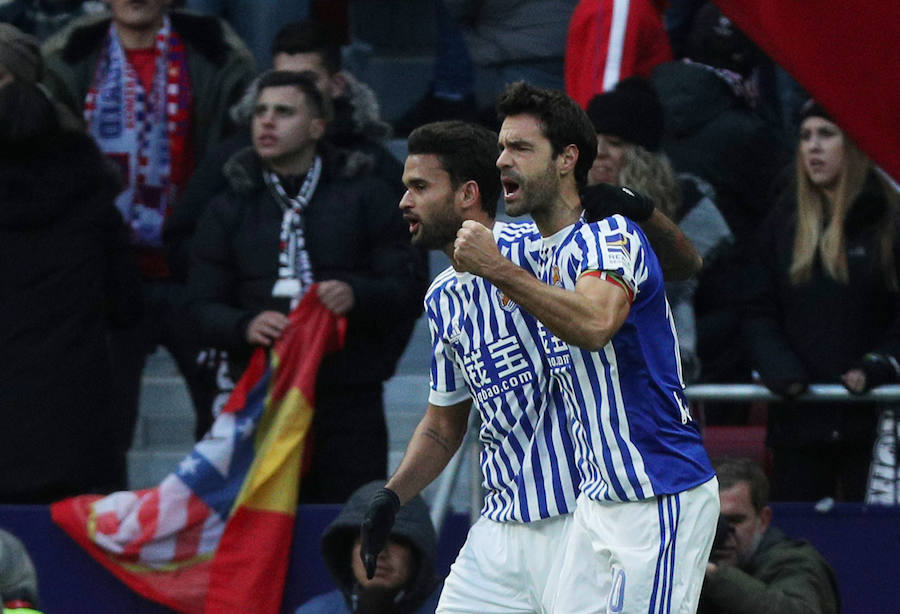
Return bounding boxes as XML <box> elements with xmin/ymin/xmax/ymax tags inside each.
<box><xmin>504</xmin><ymin>158</ymin><xmax>559</xmax><ymax>220</ymax></box>
<box><xmin>412</xmin><ymin>197</ymin><xmax>464</xmax><ymax>252</ymax></box>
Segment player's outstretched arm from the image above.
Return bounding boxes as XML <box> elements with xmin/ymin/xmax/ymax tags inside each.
<box><xmin>581</xmin><ymin>183</ymin><xmax>702</xmax><ymax>281</ymax></box>
<box><xmin>360</xmin><ymin>400</ymin><xmax>470</xmax><ymax>578</ymax></box>
<box><xmin>639</xmin><ymin>208</ymin><xmax>702</xmax><ymax>281</ymax></box>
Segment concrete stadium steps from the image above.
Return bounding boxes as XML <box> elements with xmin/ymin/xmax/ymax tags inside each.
<box><xmin>344</xmin><ymin>0</ymin><xmax>437</xmax><ymax>124</ymax></box>
<box><xmin>353</xmin><ymin>55</ymin><xmax>435</xmax><ymax>124</ymax></box>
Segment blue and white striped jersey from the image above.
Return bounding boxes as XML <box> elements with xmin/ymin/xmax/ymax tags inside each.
<box><xmin>426</xmin><ymin>221</ymin><xmax>580</xmax><ymax>522</ymax></box>
<box><xmin>538</xmin><ymin>215</ymin><xmax>714</xmax><ymax>502</ymax></box>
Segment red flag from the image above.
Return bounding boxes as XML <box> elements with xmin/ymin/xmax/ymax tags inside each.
<box><xmin>713</xmin><ymin>0</ymin><xmax>900</xmax><ymax>181</ymax></box>
<box><xmin>51</xmin><ymin>288</ymin><xmax>346</xmax><ymax>613</ymax></box>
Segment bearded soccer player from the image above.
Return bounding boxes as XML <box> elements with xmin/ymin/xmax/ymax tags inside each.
<box><xmin>452</xmin><ymin>82</ymin><xmax>718</xmax><ymax>613</ymax></box>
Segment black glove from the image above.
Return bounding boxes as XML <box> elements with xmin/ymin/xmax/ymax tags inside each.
<box><xmin>850</xmin><ymin>353</ymin><xmax>900</xmax><ymax>395</ymax></box>
<box><xmin>761</xmin><ymin>377</ymin><xmax>808</xmax><ymax>399</ymax></box>
<box><xmin>360</xmin><ymin>487</ymin><xmax>401</xmax><ymax>579</ymax></box>
<box><xmin>581</xmin><ymin>183</ymin><xmax>655</xmax><ymax>223</ymax></box>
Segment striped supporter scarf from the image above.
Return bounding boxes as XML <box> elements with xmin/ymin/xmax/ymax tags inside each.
<box><xmin>266</xmin><ymin>156</ymin><xmax>322</xmax><ymax>309</ymax></box>
<box><xmin>84</xmin><ymin>14</ymin><xmax>192</xmax><ymax>249</ymax></box>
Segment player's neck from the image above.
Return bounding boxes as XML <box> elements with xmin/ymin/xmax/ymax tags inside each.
<box><xmin>532</xmin><ymin>190</ymin><xmax>581</xmax><ymax>237</ymax></box>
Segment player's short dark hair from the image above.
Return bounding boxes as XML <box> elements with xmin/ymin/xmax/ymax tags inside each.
<box><xmin>712</xmin><ymin>457</ymin><xmax>770</xmax><ymax>512</ymax></box>
<box><xmin>271</xmin><ymin>20</ymin><xmax>342</xmax><ymax>75</ymax></box>
<box><xmin>407</xmin><ymin>120</ymin><xmax>501</xmax><ymax>218</ymax></box>
<box><xmin>496</xmin><ymin>81</ymin><xmax>598</xmax><ymax>190</ymax></box>
<box><xmin>256</xmin><ymin>70</ymin><xmax>331</xmax><ymax>120</ymax></box>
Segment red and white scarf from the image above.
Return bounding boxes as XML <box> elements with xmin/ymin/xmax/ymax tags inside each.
<box><xmin>85</xmin><ymin>15</ymin><xmax>193</xmax><ymax>249</ymax></box>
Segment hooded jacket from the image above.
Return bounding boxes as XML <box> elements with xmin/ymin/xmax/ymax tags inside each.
<box><xmin>0</xmin><ymin>131</ymin><xmax>142</xmax><ymax>502</ymax></box>
<box><xmin>651</xmin><ymin>60</ymin><xmax>787</xmax><ymax>247</ymax></box>
<box><xmin>295</xmin><ymin>481</ymin><xmax>441</xmax><ymax>614</ymax></box>
<box><xmin>698</xmin><ymin>526</ymin><xmax>840</xmax><ymax>614</ymax></box>
<box><xmin>226</xmin><ymin>70</ymin><xmax>402</xmax><ymax>196</ymax></box>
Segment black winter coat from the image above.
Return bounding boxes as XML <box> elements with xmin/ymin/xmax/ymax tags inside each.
<box><xmin>188</xmin><ymin>146</ymin><xmax>428</xmax><ymax>389</ymax></box>
<box><xmin>742</xmin><ymin>173</ymin><xmax>900</xmax><ymax>447</ymax></box>
<box><xmin>652</xmin><ymin>60</ymin><xmax>788</xmax><ymax>246</ymax></box>
<box><xmin>0</xmin><ymin>132</ymin><xmax>142</xmax><ymax>502</ymax></box>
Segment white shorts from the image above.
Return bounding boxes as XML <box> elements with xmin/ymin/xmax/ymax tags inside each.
<box><xmin>551</xmin><ymin>478</ymin><xmax>719</xmax><ymax>614</ymax></box>
<box><xmin>437</xmin><ymin>514</ymin><xmax>572</xmax><ymax>614</ymax></box>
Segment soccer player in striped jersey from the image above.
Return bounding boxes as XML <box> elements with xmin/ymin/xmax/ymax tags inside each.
<box><xmin>453</xmin><ymin>82</ymin><xmax>718</xmax><ymax>613</ymax></box>
<box><xmin>362</xmin><ymin>120</ymin><xmax>581</xmax><ymax>613</ymax></box>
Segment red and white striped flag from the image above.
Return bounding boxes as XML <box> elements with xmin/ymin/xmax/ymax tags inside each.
<box><xmin>51</xmin><ymin>288</ymin><xmax>346</xmax><ymax>613</ymax></box>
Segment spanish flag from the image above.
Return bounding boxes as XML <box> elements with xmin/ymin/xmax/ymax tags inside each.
<box><xmin>51</xmin><ymin>288</ymin><xmax>346</xmax><ymax>613</ymax></box>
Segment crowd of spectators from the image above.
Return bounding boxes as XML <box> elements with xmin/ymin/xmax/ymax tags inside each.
<box><xmin>0</xmin><ymin>0</ymin><xmax>897</xmax><ymax>508</ymax></box>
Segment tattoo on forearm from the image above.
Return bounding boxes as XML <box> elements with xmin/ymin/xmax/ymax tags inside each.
<box><xmin>422</xmin><ymin>428</ymin><xmax>452</xmax><ymax>453</ymax></box>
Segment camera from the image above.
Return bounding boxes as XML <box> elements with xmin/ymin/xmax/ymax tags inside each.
<box><xmin>712</xmin><ymin>514</ymin><xmax>735</xmax><ymax>551</ymax></box>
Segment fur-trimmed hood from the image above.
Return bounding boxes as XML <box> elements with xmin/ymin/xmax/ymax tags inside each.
<box><xmin>0</xmin><ymin>130</ymin><xmax>121</xmax><ymax>228</ymax></box>
<box><xmin>228</xmin><ymin>71</ymin><xmax>393</xmax><ymax>180</ymax></box>
<box><xmin>230</xmin><ymin>71</ymin><xmax>391</xmax><ymax>140</ymax></box>
<box><xmin>221</xmin><ymin>140</ymin><xmax>375</xmax><ymax>196</ymax></box>
<box><xmin>330</xmin><ymin>71</ymin><xmax>393</xmax><ymax>143</ymax></box>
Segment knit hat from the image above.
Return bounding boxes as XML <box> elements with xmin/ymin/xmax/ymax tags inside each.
<box><xmin>797</xmin><ymin>98</ymin><xmax>834</xmax><ymax>125</ymax></box>
<box><xmin>0</xmin><ymin>529</ymin><xmax>39</xmax><ymax>607</ymax></box>
<box><xmin>586</xmin><ymin>76</ymin><xmax>664</xmax><ymax>151</ymax></box>
<box><xmin>0</xmin><ymin>24</ymin><xmax>43</xmax><ymax>84</ymax></box>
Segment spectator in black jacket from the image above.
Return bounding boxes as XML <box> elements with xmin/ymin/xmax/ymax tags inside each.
<box><xmin>0</xmin><ymin>80</ymin><xmax>142</xmax><ymax>501</ymax></box>
<box><xmin>742</xmin><ymin>101</ymin><xmax>900</xmax><ymax>502</ymax></box>
<box><xmin>188</xmin><ymin>71</ymin><xmax>428</xmax><ymax>503</ymax></box>
<box><xmin>164</xmin><ymin>18</ymin><xmax>405</xmax><ymax>283</ymax></box>
<box><xmin>650</xmin><ymin>8</ymin><xmax>789</xmax><ymax>421</ymax></box>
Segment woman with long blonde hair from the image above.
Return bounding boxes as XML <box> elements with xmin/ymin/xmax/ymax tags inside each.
<box><xmin>743</xmin><ymin>100</ymin><xmax>900</xmax><ymax>502</ymax></box>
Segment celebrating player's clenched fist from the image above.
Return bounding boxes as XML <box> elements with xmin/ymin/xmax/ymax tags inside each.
<box><xmin>452</xmin><ymin>220</ymin><xmax>503</xmax><ymax>276</ymax></box>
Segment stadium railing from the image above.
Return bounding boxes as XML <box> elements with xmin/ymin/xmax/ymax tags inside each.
<box><xmin>429</xmin><ymin>384</ymin><xmax>900</xmax><ymax>532</ymax></box>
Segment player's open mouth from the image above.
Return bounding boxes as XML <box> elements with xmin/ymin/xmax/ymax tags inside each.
<box><xmin>403</xmin><ymin>214</ymin><xmax>421</xmax><ymax>235</ymax></box>
<box><xmin>502</xmin><ymin>178</ymin><xmax>521</xmax><ymax>201</ymax></box>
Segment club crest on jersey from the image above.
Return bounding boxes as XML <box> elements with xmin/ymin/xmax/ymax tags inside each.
<box><xmin>495</xmin><ymin>287</ymin><xmax>518</xmax><ymax>312</ymax></box>
<box><xmin>551</xmin><ymin>265</ymin><xmax>562</xmax><ymax>288</ymax></box>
